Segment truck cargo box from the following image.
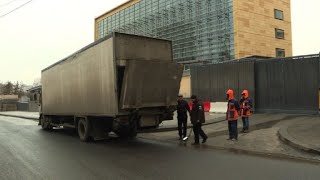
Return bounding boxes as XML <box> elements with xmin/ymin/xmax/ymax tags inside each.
<box><xmin>40</xmin><ymin>32</ymin><xmax>183</xmax><ymax>141</ymax></box>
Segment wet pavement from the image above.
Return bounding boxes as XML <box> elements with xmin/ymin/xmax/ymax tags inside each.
<box><xmin>1</xmin><ymin>115</ymin><xmax>320</xmax><ymax>180</ymax></box>
<box><xmin>0</xmin><ymin>111</ymin><xmax>226</xmax><ymax>131</ymax></box>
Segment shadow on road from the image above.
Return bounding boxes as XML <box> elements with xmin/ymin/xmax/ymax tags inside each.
<box><xmin>37</xmin><ymin>127</ymin><xmax>174</xmax><ymax>149</ymax></box>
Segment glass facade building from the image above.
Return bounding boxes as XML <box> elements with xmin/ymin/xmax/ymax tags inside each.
<box><xmin>95</xmin><ymin>0</ymin><xmax>234</xmax><ymax>64</ymax></box>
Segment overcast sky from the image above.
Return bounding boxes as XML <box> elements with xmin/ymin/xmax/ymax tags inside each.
<box><xmin>0</xmin><ymin>0</ymin><xmax>319</xmax><ymax>85</ymax></box>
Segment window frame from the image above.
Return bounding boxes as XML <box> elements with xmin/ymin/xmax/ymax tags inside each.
<box><xmin>274</xmin><ymin>9</ymin><xmax>284</xmax><ymax>20</ymax></box>
<box><xmin>275</xmin><ymin>28</ymin><xmax>285</xmax><ymax>39</ymax></box>
<box><xmin>276</xmin><ymin>48</ymin><xmax>285</xmax><ymax>58</ymax></box>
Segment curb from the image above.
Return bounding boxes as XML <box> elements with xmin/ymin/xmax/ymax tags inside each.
<box><xmin>278</xmin><ymin>125</ymin><xmax>320</xmax><ymax>155</ymax></box>
<box><xmin>0</xmin><ymin>113</ymin><xmax>225</xmax><ymax>133</ymax></box>
<box><xmin>139</xmin><ymin>136</ymin><xmax>320</xmax><ymax>164</ymax></box>
<box><xmin>140</xmin><ymin>117</ymin><xmax>226</xmax><ymax>133</ymax></box>
<box><xmin>0</xmin><ymin>114</ymin><xmax>38</xmax><ymax>121</ymax></box>
<box><xmin>143</xmin><ymin>116</ymin><xmax>284</xmax><ymax>134</ymax></box>
<box><xmin>204</xmin><ymin>144</ymin><xmax>320</xmax><ymax>164</ymax></box>
<box><xmin>206</xmin><ymin>118</ymin><xmax>282</xmax><ymax>138</ymax></box>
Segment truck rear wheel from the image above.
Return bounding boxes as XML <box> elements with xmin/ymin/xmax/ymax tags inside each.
<box><xmin>41</xmin><ymin>116</ymin><xmax>52</xmax><ymax>130</ymax></box>
<box><xmin>78</xmin><ymin>119</ymin><xmax>91</xmax><ymax>142</ymax></box>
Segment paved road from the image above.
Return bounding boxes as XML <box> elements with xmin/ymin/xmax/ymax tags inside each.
<box><xmin>1</xmin><ymin>116</ymin><xmax>320</xmax><ymax>180</ymax></box>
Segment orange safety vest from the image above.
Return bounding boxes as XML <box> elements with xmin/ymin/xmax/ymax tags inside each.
<box><xmin>240</xmin><ymin>99</ymin><xmax>251</xmax><ymax>117</ymax></box>
<box><xmin>227</xmin><ymin>102</ymin><xmax>239</xmax><ymax>121</ymax></box>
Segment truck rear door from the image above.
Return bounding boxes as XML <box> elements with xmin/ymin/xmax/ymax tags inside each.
<box><xmin>119</xmin><ymin>60</ymin><xmax>183</xmax><ymax>109</ymax></box>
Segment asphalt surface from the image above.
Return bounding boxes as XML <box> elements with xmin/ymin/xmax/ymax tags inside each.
<box><xmin>1</xmin><ymin>115</ymin><xmax>320</xmax><ymax>180</ymax></box>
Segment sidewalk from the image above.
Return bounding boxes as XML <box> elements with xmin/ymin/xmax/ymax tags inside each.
<box><xmin>149</xmin><ymin>112</ymin><xmax>226</xmax><ymax>132</ymax></box>
<box><xmin>139</xmin><ymin>113</ymin><xmax>296</xmax><ymax>140</ymax></box>
<box><xmin>139</xmin><ymin>113</ymin><xmax>320</xmax><ymax>162</ymax></box>
<box><xmin>278</xmin><ymin>116</ymin><xmax>320</xmax><ymax>155</ymax></box>
<box><xmin>0</xmin><ymin>111</ymin><xmax>39</xmax><ymax>120</ymax></box>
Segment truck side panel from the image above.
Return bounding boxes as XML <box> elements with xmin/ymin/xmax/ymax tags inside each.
<box><xmin>42</xmin><ymin>38</ymin><xmax>118</xmax><ymax>116</ymax></box>
<box><xmin>114</xmin><ymin>33</ymin><xmax>173</xmax><ymax>62</ymax></box>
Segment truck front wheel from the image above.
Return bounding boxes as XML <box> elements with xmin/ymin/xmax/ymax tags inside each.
<box><xmin>77</xmin><ymin>119</ymin><xmax>91</xmax><ymax>142</ymax></box>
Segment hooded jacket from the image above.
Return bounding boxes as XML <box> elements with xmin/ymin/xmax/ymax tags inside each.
<box><xmin>177</xmin><ymin>99</ymin><xmax>190</xmax><ymax>118</ymax></box>
<box><xmin>190</xmin><ymin>99</ymin><xmax>205</xmax><ymax>124</ymax></box>
<box><xmin>240</xmin><ymin>90</ymin><xmax>253</xmax><ymax>117</ymax></box>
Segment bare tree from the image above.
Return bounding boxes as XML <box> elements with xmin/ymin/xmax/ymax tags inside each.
<box><xmin>0</xmin><ymin>81</ymin><xmax>27</xmax><ymax>97</ymax></box>
<box><xmin>3</xmin><ymin>81</ymin><xmax>13</xmax><ymax>95</ymax></box>
<box><xmin>33</xmin><ymin>78</ymin><xmax>41</xmax><ymax>87</ymax></box>
<box><xmin>13</xmin><ymin>81</ymin><xmax>26</xmax><ymax>97</ymax></box>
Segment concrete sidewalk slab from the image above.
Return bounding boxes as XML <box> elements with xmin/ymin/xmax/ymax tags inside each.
<box><xmin>151</xmin><ymin>112</ymin><xmax>226</xmax><ymax>132</ymax></box>
<box><xmin>278</xmin><ymin>116</ymin><xmax>320</xmax><ymax>155</ymax></box>
<box><xmin>141</xmin><ymin>113</ymin><xmax>296</xmax><ymax>140</ymax></box>
<box><xmin>0</xmin><ymin>111</ymin><xmax>39</xmax><ymax>120</ymax></box>
<box><xmin>139</xmin><ymin>113</ymin><xmax>320</xmax><ymax>162</ymax></box>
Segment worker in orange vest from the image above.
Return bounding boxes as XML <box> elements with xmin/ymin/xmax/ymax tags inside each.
<box><xmin>226</xmin><ymin>89</ymin><xmax>240</xmax><ymax>141</ymax></box>
<box><xmin>240</xmin><ymin>90</ymin><xmax>253</xmax><ymax>133</ymax></box>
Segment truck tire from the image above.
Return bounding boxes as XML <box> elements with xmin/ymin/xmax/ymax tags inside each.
<box><xmin>41</xmin><ymin>116</ymin><xmax>52</xmax><ymax>130</ymax></box>
<box><xmin>78</xmin><ymin>119</ymin><xmax>91</xmax><ymax>142</ymax></box>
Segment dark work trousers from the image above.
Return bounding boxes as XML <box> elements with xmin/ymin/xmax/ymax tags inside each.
<box><xmin>193</xmin><ymin>122</ymin><xmax>207</xmax><ymax>143</ymax></box>
<box><xmin>178</xmin><ymin>116</ymin><xmax>187</xmax><ymax>138</ymax></box>
<box><xmin>242</xmin><ymin>117</ymin><xmax>249</xmax><ymax>130</ymax></box>
<box><xmin>228</xmin><ymin>120</ymin><xmax>238</xmax><ymax>139</ymax></box>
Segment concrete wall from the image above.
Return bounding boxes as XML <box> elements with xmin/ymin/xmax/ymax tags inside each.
<box><xmin>17</xmin><ymin>103</ymin><xmax>29</xmax><ymax>111</ymax></box>
<box><xmin>233</xmin><ymin>0</ymin><xmax>292</xmax><ymax>58</ymax></box>
<box><xmin>179</xmin><ymin>75</ymin><xmax>191</xmax><ymax>98</ymax></box>
<box><xmin>28</xmin><ymin>101</ymin><xmax>40</xmax><ymax>112</ymax></box>
<box><xmin>0</xmin><ymin>103</ymin><xmax>17</xmax><ymax>111</ymax></box>
<box><xmin>0</xmin><ymin>95</ymin><xmax>18</xmax><ymax>100</ymax></box>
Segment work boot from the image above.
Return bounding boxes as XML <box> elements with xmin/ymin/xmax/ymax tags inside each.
<box><xmin>202</xmin><ymin>137</ymin><xmax>208</xmax><ymax>143</ymax></box>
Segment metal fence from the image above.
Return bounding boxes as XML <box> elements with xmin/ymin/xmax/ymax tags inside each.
<box><xmin>255</xmin><ymin>55</ymin><xmax>319</xmax><ymax>113</ymax></box>
<box><xmin>191</xmin><ymin>61</ymin><xmax>255</xmax><ymax>102</ymax></box>
<box><xmin>190</xmin><ymin>54</ymin><xmax>320</xmax><ymax>114</ymax></box>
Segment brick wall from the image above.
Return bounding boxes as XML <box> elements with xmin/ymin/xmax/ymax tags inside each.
<box><xmin>233</xmin><ymin>0</ymin><xmax>292</xmax><ymax>58</ymax></box>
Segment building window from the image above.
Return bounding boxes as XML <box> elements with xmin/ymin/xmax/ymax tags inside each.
<box><xmin>274</xmin><ymin>9</ymin><xmax>284</xmax><ymax>20</ymax></box>
<box><xmin>276</xmin><ymin>48</ymin><xmax>285</xmax><ymax>57</ymax></box>
<box><xmin>275</xmin><ymin>28</ymin><xmax>284</xmax><ymax>39</ymax></box>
